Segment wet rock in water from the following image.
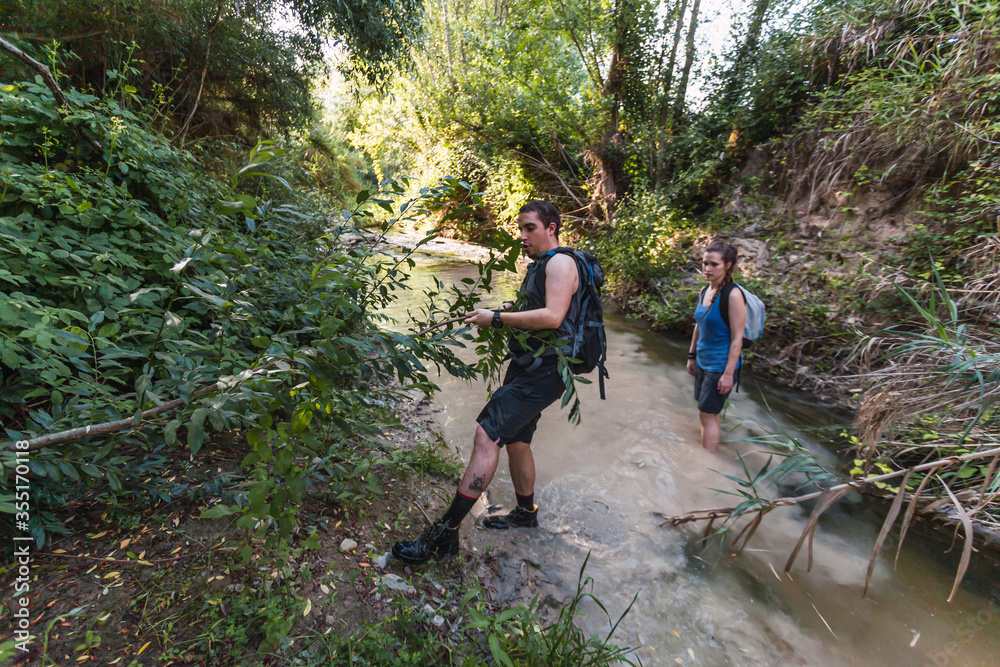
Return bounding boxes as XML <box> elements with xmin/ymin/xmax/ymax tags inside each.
<box><xmin>377</xmin><ymin>574</ymin><xmax>416</xmax><ymax>594</ymax></box>
<box><xmin>340</xmin><ymin>538</ymin><xmax>358</xmax><ymax>553</ymax></box>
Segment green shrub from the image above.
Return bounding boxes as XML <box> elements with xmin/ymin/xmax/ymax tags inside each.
<box><xmin>465</xmin><ymin>554</ymin><xmax>639</xmax><ymax>667</ymax></box>
<box><xmin>0</xmin><ymin>76</ymin><xmax>510</xmax><ymax>549</ymax></box>
<box><xmin>584</xmin><ymin>189</ymin><xmax>697</xmax><ymax>290</ymax></box>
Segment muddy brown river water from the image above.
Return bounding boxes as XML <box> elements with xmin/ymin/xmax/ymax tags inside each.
<box><xmin>385</xmin><ymin>252</ymin><xmax>999</xmax><ymax>667</ymax></box>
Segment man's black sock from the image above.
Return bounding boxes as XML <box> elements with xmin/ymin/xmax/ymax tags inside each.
<box><xmin>516</xmin><ymin>492</ymin><xmax>535</xmax><ymax>512</ymax></box>
<box><xmin>440</xmin><ymin>492</ymin><xmax>477</xmax><ymax>529</ymax></box>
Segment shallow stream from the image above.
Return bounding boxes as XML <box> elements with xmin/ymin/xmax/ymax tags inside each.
<box><xmin>388</xmin><ymin>253</ymin><xmax>999</xmax><ymax>666</ymax></box>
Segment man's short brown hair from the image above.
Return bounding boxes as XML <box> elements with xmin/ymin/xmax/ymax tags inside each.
<box><xmin>519</xmin><ymin>200</ymin><xmax>560</xmax><ymax>237</ymax></box>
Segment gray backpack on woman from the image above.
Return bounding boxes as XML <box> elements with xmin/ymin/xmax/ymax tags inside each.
<box><xmin>703</xmin><ymin>282</ymin><xmax>766</xmax><ymax>347</ymax></box>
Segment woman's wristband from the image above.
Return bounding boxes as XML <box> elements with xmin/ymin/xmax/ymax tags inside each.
<box><xmin>687</xmin><ymin>351</ymin><xmax>696</xmax><ymax>359</ymax></box>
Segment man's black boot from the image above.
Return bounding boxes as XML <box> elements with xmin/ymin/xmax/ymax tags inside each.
<box><xmin>391</xmin><ymin>523</ymin><xmax>459</xmax><ymax>564</ymax></box>
<box><xmin>481</xmin><ymin>505</ymin><xmax>539</xmax><ymax>529</ymax></box>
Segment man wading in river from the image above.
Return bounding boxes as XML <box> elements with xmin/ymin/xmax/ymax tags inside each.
<box><xmin>392</xmin><ymin>200</ymin><xmax>581</xmax><ymax>565</ymax></box>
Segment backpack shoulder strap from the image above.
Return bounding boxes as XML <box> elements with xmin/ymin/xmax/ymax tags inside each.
<box><xmin>540</xmin><ymin>247</ymin><xmax>576</xmax><ymax>272</ymax></box>
<box><xmin>718</xmin><ymin>282</ymin><xmax>740</xmax><ymax>332</ymax></box>
<box><xmin>547</xmin><ymin>247</ymin><xmax>592</xmax><ymax>290</ymax></box>
<box><xmin>529</xmin><ymin>248</ymin><xmax>564</xmax><ymax>290</ymax></box>
<box><xmin>549</xmin><ymin>246</ymin><xmax>581</xmax><ymax>264</ymax></box>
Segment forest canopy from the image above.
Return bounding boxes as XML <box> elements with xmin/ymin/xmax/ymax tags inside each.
<box><xmin>0</xmin><ymin>0</ymin><xmax>425</xmax><ymax>136</ymax></box>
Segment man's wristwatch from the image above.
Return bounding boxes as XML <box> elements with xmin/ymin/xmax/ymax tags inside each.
<box><xmin>491</xmin><ymin>310</ymin><xmax>503</xmax><ymax>329</ymax></box>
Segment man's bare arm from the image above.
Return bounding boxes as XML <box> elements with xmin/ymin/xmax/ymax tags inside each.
<box><xmin>464</xmin><ymin>254</ymin><xmax>578</xmax><ymax>329</ymax></box>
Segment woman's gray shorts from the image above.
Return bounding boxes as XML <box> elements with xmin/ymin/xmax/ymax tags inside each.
<box><xmin>694</xmin><ymin>365</ymin><xmax>739</xmax><ymax>414</ymax></box>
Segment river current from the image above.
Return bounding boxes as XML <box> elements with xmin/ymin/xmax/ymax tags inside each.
<box><xmin>385</xmin><ymin>252</ymin><xmax>999</xmax><ymax>667</ymax></box>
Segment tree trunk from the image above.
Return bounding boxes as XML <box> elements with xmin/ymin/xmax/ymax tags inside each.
<box><xmin>672</xmin><ymin>0</ymin><xmax>701</xmax><ymax>127</ymax></box>
<box><xmin>721</xmin><ymin>0</ymin><xmax>772</xmax><ymax>108</ymax></box>
<box><xmin>655</xmin><ymin>0</ymin><xmax>689</xmax><ymax>185</ymax></box>
<box><xmin>175</xmin><ymin>0</ymin><xmax>227</xmax><ymax>141</ymax></box>
<box><xmin>587</xmin><ymin>0</ymin><xmax>632</xmax><ymax>224</ymax></box>
<box><xmin>441</xmin><ymin>0</ymin><xmax>455</xmax><ymax>79</ymax></box>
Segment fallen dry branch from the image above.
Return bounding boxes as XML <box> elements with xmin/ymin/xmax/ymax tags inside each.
<box><xmin>658</xmin><ymin>445</ymin><xmax>1000</xmax><ymax>597</ymax></box>
<box><xmin>2</xmin><ymin>363</ymin><xmax>276</xmax><ymax>452</ymax></box>
<box><xmin>415</xmin><ymin>302</ymin><xmax>513</xmax><ymax>336</ymax></box>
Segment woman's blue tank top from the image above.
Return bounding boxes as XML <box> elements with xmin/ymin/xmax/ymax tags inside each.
<box><xmin>694</xmin><ymin>292</ymin><xmax>741</xmax><ymax>373</ymax></box>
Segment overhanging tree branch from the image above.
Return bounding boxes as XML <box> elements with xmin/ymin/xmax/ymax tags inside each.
<box><xmin>3</xmin><ymin>363</ymin><xmax>276</xmax><ymax>452</ymax></box>
<box><xmin>0</xmin><ymin>34</ymin><xmax>104</xmax><ymax>153</ymax></box>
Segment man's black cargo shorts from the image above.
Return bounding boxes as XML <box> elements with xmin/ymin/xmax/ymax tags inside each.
<box><xmin>477</xmin><ymin>356</ymin><xmax>566</xmax><ymax>446</ymax></box>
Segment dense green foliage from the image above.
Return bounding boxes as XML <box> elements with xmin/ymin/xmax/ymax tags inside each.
<box><xmin>343</xmin><ymin>0</ymin><xmax>812</xmax><ymax>231</ymax></box>
<box><xmin>0</xmin><ymin>76</ymin><xmax>504</xmax><ymax>547</ymax></box>
<box><xmin>0</xmin><ymin>59</ymin><xmax>638</xmax><ymax>661</ymax></box>
<box><xmin>292</xmin><ymin>555</ymin><xmax>638</xmax><ymax>666</ymax></box>
<box><xmin>4</xmin><ymin>0</ymin><xmax>1000</xmax><ymax>656</ymax></box>
<box><xmin>343</xmin><ymin>0</ymin><xmax>644</xmax><ymax>233</ymax></box>
<box><xmin>0</xmin><ymin>1</ymin><xmax>650</xmax><ymax>660</ymax></box>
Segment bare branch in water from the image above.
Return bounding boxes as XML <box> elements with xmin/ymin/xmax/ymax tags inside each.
<box><xmin>658</xmin><ymin>446</ymin><xmax>1000</xmax><ymax>597</ymax></box>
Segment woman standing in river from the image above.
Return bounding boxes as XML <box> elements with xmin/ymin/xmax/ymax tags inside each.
<box><xmin>686</xmin><ymin>242</ymin><xmax>747</xmax><ymax>453</ymax></box>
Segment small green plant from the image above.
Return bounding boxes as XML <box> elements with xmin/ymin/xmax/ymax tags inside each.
<box><xmin>74</xmin><ymin>629</ymin><xmax>101</xmax><ymax>656</ymax></box>
<box><xmin>465</xmin><ymin>553</ymin><xmax>640</xmax><ymax>667</ymax></box>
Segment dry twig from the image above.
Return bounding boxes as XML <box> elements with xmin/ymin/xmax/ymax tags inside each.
<box><xmin>415</xmin><ymin>316</ymin><xmax>467</xmax><ymax>337</ymax></box>
<box><xmin>3</xmin><ymin>363</ymin><xmax>276</xmax><ymax>452</ymax></box>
